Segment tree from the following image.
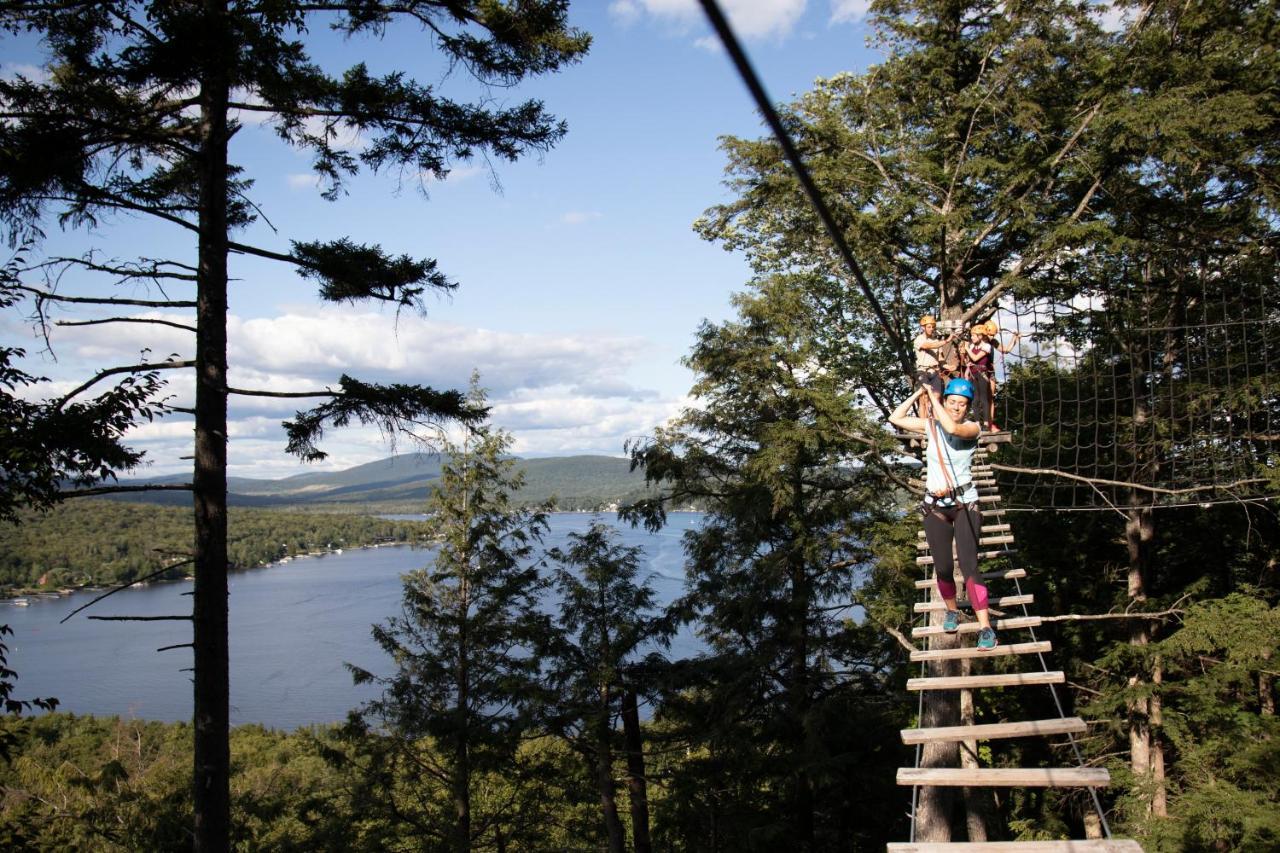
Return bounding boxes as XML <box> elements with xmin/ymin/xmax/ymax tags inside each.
<box><xmin>540</xmin><ymin>520</ymin><xmax>672</xmax><ymax>853</ymax></box>
<box><xmin>624</xmin><ymin>275</ymin><xmax>908</xmax><ymax>852</ymax></box>
<box><xmin>0</xmin><ymin>3</ymin><xmax>588</xmax><ymax>847</ymax></box>
<box><xmin>350</xmin><ymin>395</ymin><xmax>551</xmax><ymax>852</ymax></box>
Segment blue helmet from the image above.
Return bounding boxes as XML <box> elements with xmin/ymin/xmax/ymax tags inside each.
<box><xmin>944</xmin><ymin>378</ymin><xmax>974</xmax><ymax>400</ymax></box>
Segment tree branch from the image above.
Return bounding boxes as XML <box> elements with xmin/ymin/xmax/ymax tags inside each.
<box><xmin>58</xmin><ymin>317</ymin><xmax>197</xmax><ymax>333</ymax></box>
<box><xmin>61</xmin><ymin>484</ymin><xmax>194</xmax><ymax>499</ymax></box>
<box><xmin>60</xmin><ymin>558</ymin><xmax>195</xmax><ymax>624</ymax></box>
<box><xmin>15</xmin><ymin>283</ymin><xmax>195</xmax><ymax>308</ymax></box>
<box><xmin>55</xmin><ymin>359</ymin><xmax>194</xmax><ymax>410</ymax></box>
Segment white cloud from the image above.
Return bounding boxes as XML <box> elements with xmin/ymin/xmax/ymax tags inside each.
<box><xmin>36</xmin><ymin>306</ymin><xmax>683</xmax><ymax>476</ymax></box>
<box><xmin>560</xmin><ymin>210</ymin><xmax>603</xmax><ymax>225</ymax></box>
<box><xmin>830</xmin><ymin>0</ymin><xmax>871</xmax><ymax>24</ymax></box>
<box><xmin>693</xmin><ymin>36</ymin><xmax>724</xmax><ymax>53</ymax></box>
<box><xmin>1</xmin><ymin>62</ymin><xmax>50</xmax><ymax>83</ymax></box>
<box><xmin>287</xmin><ymin>173</ymin><xmax>322</xmax><ymax>191</ymax></box>
<box><xmin>614</xmin><ymin>0</ymin><xmax>808</xmax><ymax>41</ymax></box>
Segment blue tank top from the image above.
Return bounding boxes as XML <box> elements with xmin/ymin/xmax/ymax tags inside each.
<box><xmin>924</xmin><ymin>420</ymin><xmax>980</xmax><ymax>504</ymax></box>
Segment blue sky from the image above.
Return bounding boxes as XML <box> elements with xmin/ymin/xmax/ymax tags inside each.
<box><xmin>4</xmin><ymin>1</ymin><xmax>884</xmax><ymax>478</ymax></box>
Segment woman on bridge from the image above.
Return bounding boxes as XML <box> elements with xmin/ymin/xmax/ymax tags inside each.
<box><xmin>889</xmin><ymin>381</ymin><xmax>997</xmax><ymax>650</ymax></box>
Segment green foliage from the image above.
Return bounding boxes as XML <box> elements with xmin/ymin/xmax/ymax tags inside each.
<box><xmin>624</xmin><ymin>275</ymin><xmax>911</xmax><ymax>850</ymax></box>
<box><xmin>351</xmin><ymin>390</ymin><xmax>553</xmax><ymax>850</ymax></box>
<box><xmin>0</xmin><ymin>500</ymin><xmax>430</xmax><ymax>590</ymax></box>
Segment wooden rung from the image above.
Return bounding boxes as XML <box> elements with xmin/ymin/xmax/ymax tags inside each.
<box><xmin>887</xmin><ymin>840</ymin><xmax>1144</xmax><ymax>852</ymax></box>
<box><xmin>917</xmin><ymin>548</ymin><xmax>1016</xmax><ymax>566</ymax></box>
<box><xmin>907</xmin><ymin>671</ymin><xmax>1063</xmax><ymax>691</ymax></box>
<box><xmin>910</xmin><ymin>641</ymin><xmax>1051</xmax><ymax>662</ymax></box>
<box><xmin>913</xmin><ymin>615</ymin><xmax>1042</xmax><ymax>637</ymax></box>
<box><xmin>900</xmin><ymin>716</ymin><xmax>1087</xmax><ymax>745</ymax></box>
<box><xmin>914</xmin><ymin>568</ymin><xmax>1025</xmax><ymax>588</ymax></box>
<box><xmin>915</xmin><ymin>594</ymin><xmax>1032</xmax><ymax>612</ymax></box>
<box><xmin>896</xmin><ymin>767</ymin><xmax>1110</xmax><ymax>787</ymax></box>
<box><xmin>977</xmin><ymin>432</ymin><xmax>1011</xmax><ymax>444</ymax></box>
<box><xmin>919</xmin><ymin>524</ymin><xmax>1010</xmax><ymax>537</ymax></box>
<box><xmin>916</xmin><ymin>535</ymin><xmax>1016</xmax><ymax>551</ymax></box>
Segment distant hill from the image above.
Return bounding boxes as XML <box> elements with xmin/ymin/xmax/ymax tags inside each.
<box><xmin>106</xmin><ymin>454</ymin><xmax>654</xmax><ymax>512</ymax></box>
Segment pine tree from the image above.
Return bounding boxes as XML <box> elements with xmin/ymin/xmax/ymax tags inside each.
<box><xmin>540</xmin><ymin>521</ymin><xmax>672</xmax><ymax>852</ymax></box>
<box><xmin>351</xmin><ymin>394</ymin><xmax>550</xmax><ymax>852</ymax></box>
<box><xmin>0</xmin><ymin>4</ymin><xmax>588</xmax><ymax>847</ymax></box>
<box><xmin>624</xmin><ymin>274</ymin><xmax>908</xmax><ymax>851</ymax></box>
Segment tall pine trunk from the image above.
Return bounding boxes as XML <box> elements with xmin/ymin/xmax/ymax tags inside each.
<box><xmin>622</xmin><ymin>689</ymin><xmax>653</xmax><ymax>853</ymax></box>
<box><xmin>594</xmin><ymin>688</ymin><xmax>626</xmax><ymax>853</ymax></box>
<box><xmin>193</xmin><ymin>1</ymin><xmax>232</xmax><ymax>848</ymax></box>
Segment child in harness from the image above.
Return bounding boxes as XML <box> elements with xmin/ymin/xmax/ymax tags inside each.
<box><xmin>889</xmin><ymin>379</ymin><xmax>998</xmax><ymax>650</ymax></box>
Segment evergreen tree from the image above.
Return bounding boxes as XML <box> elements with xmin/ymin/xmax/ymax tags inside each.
<box><xmin>0</xmin><ymin>3</ymin><xmax>588</xmax><ymax>846</ymax></box>
<box><xmin>624</xmin><ymin>275</ymin><xmax>907</xmax><ymax>852</ymax></box>
<box><xmin>350</xmin><ymin>396</ymin><xmax>550</xmax><ymax>853</ymax></box>
<box><xmin>540</xmin><ymin>521</ymin><xmax>672</xmax><ymax>852</ymax></box>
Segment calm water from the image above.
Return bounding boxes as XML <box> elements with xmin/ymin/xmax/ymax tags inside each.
<box><xmin>4</xmin><ymin>513</ymin><xmax>702</xmax><ymax>731</ymax></box>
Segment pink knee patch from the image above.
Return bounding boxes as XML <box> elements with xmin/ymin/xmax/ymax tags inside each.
<box><xmin>965</xmin><ymin>577</ymin><xmax>989</xmax><ymax>611</ymax></box>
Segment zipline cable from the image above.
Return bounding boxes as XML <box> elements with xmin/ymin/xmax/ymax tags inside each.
<box><xmin>694</xmin><ymin>0</ymin><xmax>907</xmax><ymax>371</ymax></box>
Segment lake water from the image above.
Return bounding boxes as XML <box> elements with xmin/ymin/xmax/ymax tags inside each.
<box><xmin>3</xmin><ymin>513</ymin><xmax>703</xmax><ymax>731</ymax></box>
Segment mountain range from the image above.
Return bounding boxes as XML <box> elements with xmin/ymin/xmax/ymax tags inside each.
<box><xmin>113</xmin><ymin>455</ymin><xmax>655</xmax><ymax>511</ymax></box>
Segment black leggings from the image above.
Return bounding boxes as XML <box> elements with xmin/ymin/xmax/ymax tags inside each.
<box><xmin>922</xmin><ymin>503</ymin><xmax>989</xmax><ymax>610</ymax></box>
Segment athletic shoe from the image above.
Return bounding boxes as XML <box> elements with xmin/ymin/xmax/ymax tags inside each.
<box><xmin>943</xmin><ymin>610</ymin><xmax>961</xmax><ymax>633</ymax></box>
<box><xmin>977</xmin><ymin>628</ymin><xmax>999</xmax><ymax>651</ymax></box>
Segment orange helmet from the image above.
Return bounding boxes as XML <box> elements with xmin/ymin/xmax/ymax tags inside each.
<box><xmin>983</xmin><ymin>320</ymin><xmax>999</xmax><ymax>336</ymax></box>
<box><xmin>920</xmin><ymin>315</ymin><xmax>936</xmax><ymax>327</ymax></box>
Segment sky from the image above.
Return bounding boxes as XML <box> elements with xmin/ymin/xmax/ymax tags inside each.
<box><xmin>3</xmin><ymin>0</ymin><xmax>888</xmax><ymax>479</ymax></box>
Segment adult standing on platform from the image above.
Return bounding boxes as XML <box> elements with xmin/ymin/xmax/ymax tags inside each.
<box><xmin>889</xmin><ymin>381</ymin><xmax>998</xmax><ymax>650</ymax></box>
<box><xmin>913</xmin><ymin>315</ymin><xmax>952</xmax><ymax>399</ymax></box>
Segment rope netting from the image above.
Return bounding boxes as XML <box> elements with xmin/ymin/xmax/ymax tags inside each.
<box><xmin>985</xmin><ymin>271</ymin><xmax>1280</xmax><ymax>511</ymax></box>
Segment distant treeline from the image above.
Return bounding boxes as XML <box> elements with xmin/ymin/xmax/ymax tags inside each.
<box><xmin>0</xmin><ymin>501</ymin><xmax>430</xmax><ymax>590</ymax></box>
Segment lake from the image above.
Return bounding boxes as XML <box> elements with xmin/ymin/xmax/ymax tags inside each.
<box><xmin>3</xmin><ymin>513</ymin><xmax>703</xmax><ymax>731</ymax></box>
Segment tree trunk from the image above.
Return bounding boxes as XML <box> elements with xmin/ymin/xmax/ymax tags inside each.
<box><xmin>916</xmin><ymin>585</ymin><xmax>960</xmax><ymax>842</ymax></box>
<box><xmin>621</xmin><ymin>689</ymin><xmax>653</xmax><ymax>853</ymax></box>
<box><xmin>960</xmin><ymin>669</ymin><xmax>996</xmax><ymax>841</ymax></box>
<box><xmin>594</xmin><ymin>692</ymin><xmax>626</xmax><ymax>853</ymax></box>
<box><xmin>193</xmin><ymin>2</ymin><xmax>232</xmax><ymax>848</ymax></box>
<box><xmin>1125</xmin><ymin>494</ymin><xmax>1155</xmax><ymax>816</ymax></box>
<box><xmin>1151</xmin><ymin>657</ymin><xmax>1167</xmax><ymax>817</ymax></box>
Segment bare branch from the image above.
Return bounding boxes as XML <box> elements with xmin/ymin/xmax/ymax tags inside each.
<box><xmin>55</xmin><ymin>359</ymin><xmax>194</xmax><ymax>410</ymax></box>
<box><xmin>226</xmin><ymin>386</ymin><xmax>333</xmax><ymax>399</ymax></box>
<box><xmin>58</xmin><ymin>317</ymin><xmax>197</xmax><ymax>333</ymax></box>
<box><xmin>87</xmin><ymin>615</ymin><xmax>192</xmax><ymax>622</ymax></box>
<box><xmin>14</xmin><ymin>283</ymin><xmax>195</xmax><ymax>308</ymax></box>
<box><xmin>987</xmin><ymin>462</ymin><xmax>1268</xmax><ymax>497</ymax></box>
<box><xmin>60</xmin><ymin>558</ymin><xmax>195</xmax><ymax>624</ymax></box>
<box><xmin>61</xmin><ymin>484</ymin><xmax>194</xmax><ymax>499</ymax></box>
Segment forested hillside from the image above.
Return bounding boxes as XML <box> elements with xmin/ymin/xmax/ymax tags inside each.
<box><xmin>0</xmin><ymin>502</ymin><xmax>430</xmax><ymax>590</ymax></box>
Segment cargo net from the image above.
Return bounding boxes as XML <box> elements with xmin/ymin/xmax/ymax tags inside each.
<box><xmin>985</xmin><ymin>276</ymin><xmax>1280</xmax><ymax>511</ymax></box>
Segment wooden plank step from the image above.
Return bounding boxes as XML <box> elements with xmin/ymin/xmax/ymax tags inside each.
<box><xmin>914</xmin><ymin>568</ymin><xmax>1025</xmax><ymax>588</ymax></box>
<box><xmin>919</xmin><ymin>524</ymin><xmax>1010</xmax><ymax>537</ymax></box>
<box><xmin>908</xmin><ymin>671</ymin><xmax>1063</xmax><ymax>691</ymax></box>
<box><xmin>916</xmin><ymin>594</ymin><xmax>1032</xmax><ymax>612</ymax></box>
<box><xmin>896</xmin><ymin>767</ymin><xmax>1110</xmax><ymax>787</ymax></box>
<box><xmin>910</xmin><ymin>641</ymin><xmax>1051</xmax><ymax>662</ymax></box>
<box><xmin>887</xmin><ymin>840</ymin><xmax>1144</xmax><ymax>852</ymax></box>
<box><xmin>917</xmin><ymin>535</ymin><xmax>1015</xmax><ymax>551</ymax></box>
<box><xmin>900</xmin><ymin>716</ymin><xmax>1087</xmax><ymax>745</ymax></box>
<box><xmin>913</xmin><ymin>615</ymin><xmax>1041</xmax><ymax>637</ymax></box>
<box><xmin>917</xmin><ymin>548</ymin><xmax>1016</xmax><ymax>566</ymax></box>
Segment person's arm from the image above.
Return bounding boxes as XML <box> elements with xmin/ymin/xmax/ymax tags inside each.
<box><xmin>925</xmin><ymin>386</ymin><xmax>981</xmax><ymax>439</ymax></box>
<box><xmin>888</xmin><ymin>387</ymin><xmax>928</xmax><ymax>434</ymax></box>
<box><xmin>997</xmin><ymin>332</ymin><xmax>1022</xmax><ymax>354</ymax></box>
